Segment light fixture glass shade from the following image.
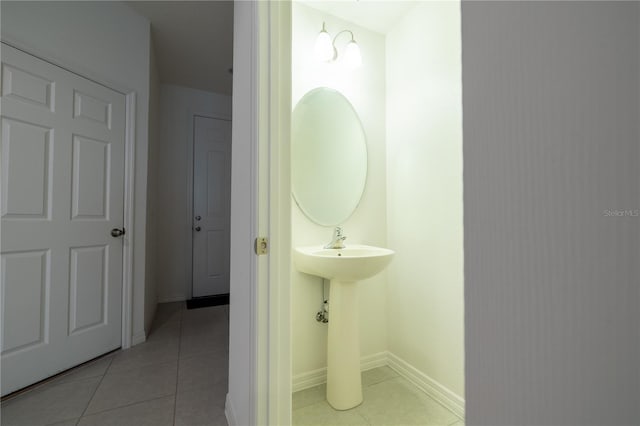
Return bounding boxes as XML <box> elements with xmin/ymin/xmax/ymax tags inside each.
<box><xmin>344</xmin><ymin>40</ymin><xmax>362</xmax><ymax>68</ymax></box>
<box><xmin>314</xmin><ymin>30</ymin><xmax>334</xmax><ymax>62</ymax></box>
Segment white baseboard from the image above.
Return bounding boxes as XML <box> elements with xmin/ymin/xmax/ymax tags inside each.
<box><xmin>292</xmin><ymin>351</ymin><xmax>464</xmax><ymax>420</ymax></box>
<box><xmin>292</xmin><ymin>351</ymin><xmax>387</xmax><ymax>392</ymax></box>
<box><xmin>225</xmin><ymin>393</ymin><xmax>238</xmax><ymax>426</ymax></box>
<box><xmin>387</xmin><ymin>352</ymin><xmax>465</xmax><ymax>420</ymax></box>
<box><xmin>131</xmin><ymin>331</ymin><xmax>146</xmax><ymax>346</ymax></box>
<box><xmin>292</xmin><ymin>366</ymin><xmax>325</xmax><ymax>393</ymax></box>
<box><xmin>157</xmin><ymin>295</ymin><xmax>186</xmax><ymax>304</ymax></box>
<box><xmin>361</xmin><ymin>351</ymin><xmax>388</xmax><ymax>371</ymax></box>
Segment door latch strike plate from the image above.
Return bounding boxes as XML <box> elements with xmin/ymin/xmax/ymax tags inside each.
<box><xmin>255</xmin><ymin>237</ymin><xmax>268</xmax><ymax>255</ymax></box>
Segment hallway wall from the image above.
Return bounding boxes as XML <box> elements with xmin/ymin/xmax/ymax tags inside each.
<box><xmin>145</xmin><ymin>39</ymin><xmax>161</xmax><ymax>333</ymax></box>
<box><xmin>156</xmin><ymin>84</ymin><xmax>231</xmax><ymax>303</ymax></box>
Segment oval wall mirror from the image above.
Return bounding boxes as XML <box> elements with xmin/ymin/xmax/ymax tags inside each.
<box><xmin>292</xmin><ymin>87</ymin><xmax>368</xmax><ymax>226</ymax></box>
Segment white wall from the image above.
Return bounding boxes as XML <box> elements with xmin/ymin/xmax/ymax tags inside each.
<box><xmin>156</xmin><ymin>84</ymin><xmax>231</xmax><ymax>303</ymax></box>
<box><xmin>291</xmin><ymin>3</ymin><xmax>388</xmax><ymax>377</ymax></box>
<box><xmin>144</xmin><ymin>38</ymin><xmax>160</xmax><ymax>332</ymax></box>
<box><xmin>1</xmin><ymin>0</ymin><xmax>152</xmax><ymax>342</ymax></box>
<box><xmin>386</xmin><ymin>1</ymin><xmax>464</xmax><ymax>400</ymax></box>
<box><xmin>462</xmin><ymin>2</ymin><xmax>639</xmax><ymax>424</ymax></box>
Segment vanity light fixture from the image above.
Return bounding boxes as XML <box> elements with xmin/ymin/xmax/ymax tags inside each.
<box><xmin>314</xmin><ymin>22</ymin><xmax>362</xmax><ymax>68</ymax></box>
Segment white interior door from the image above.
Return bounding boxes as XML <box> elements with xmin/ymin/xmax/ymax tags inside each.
<box><xmin>192</xmin><ymin>116</ymin><xmax>231</xmax><ymax>297</ymax></box>
<box><xmin>0</xmin><ymin>44</ymin><xmax>125</xmax><ymax>396</ymax></box>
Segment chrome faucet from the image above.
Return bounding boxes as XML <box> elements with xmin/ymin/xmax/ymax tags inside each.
<box><xmin>324</xmin><ymin>226</ymin><xmax>346</xmax><ymax>249</ymax></box>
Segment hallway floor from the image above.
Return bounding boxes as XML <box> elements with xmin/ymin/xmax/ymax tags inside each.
<box><xmin>1</xmin><ymin>302</ymin><xmax>229</xmax><ymax>426</ymax></box>
<box><xmin>293</xmin><ymin>367</ymin><xmax>464</xmax><ymax>426</ymax></box>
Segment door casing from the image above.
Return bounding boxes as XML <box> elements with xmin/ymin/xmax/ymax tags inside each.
<box><xmin>226</xmin><ymin>1</ymin><xmax>292</xmax><ymax>425</ymax></box>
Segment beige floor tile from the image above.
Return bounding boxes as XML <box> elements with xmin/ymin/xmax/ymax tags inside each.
<box><xmin>356</xmin><ymin>377</ymin><xmax>458</xmax><ymax>426</ymax></box>
<box><xmin>77</xmin><ymin>396</ymin><xmax>174</xmax><ymax>426</ymax></box>
<box><xmin>1</xmin><ymin>377</ymin><xmax>100</xmax><ymax>426</ymax></box>
<box><xmin>362</xmin><ymin>366</ymin><xmax>399</xmax><ymax>387</ymax></box>
<box><xmin>49</xmin><ymin>355</ymin><xmax>114</xmax><ymax>386</ymax></box>
<box><xmin>181</xmin><ymin>305</ymin><xmax>228</xmax><ymax>325</ymax></box>
<box><xmin>174</xmin><ymin>385</ymin><xmax>228</xmax><ymax>426</ymax></box>
<box><xmin>47</xmin><ymin>419</ymin><xmax>79</xmax><ymax>426</ymax></box>
<box><xmin>180</xmin><ymin>319</ymin><xmax>228</xmax><ymax>340</ymax></box>
<box><xmin>448</xmin><ymin>421</ymin><xmax>464</xmax><ymax>426</ymax></box>
<box><xmin>291</xmin><ymin>367</ymin><xmax>460</xmax><ymax>426</ymax></box>
<box><xmin>177</xmin><ymin>351</ymin><xmax>228</xmax><ymax>393</ymax></box>
<box><xmin>293</xmin><ymin>400</ymin><xmax>369</xmax><ymax>426</ymax></box>
<box><xmin>152</xmin><ymin>302</ymin><xmax>184</xmax><ymax>327</ymax></box>
<box><xmin>146</xmin><ymin>320</ymin><xmax>182</xmax><ymax>343</ymax></box>
<box><xmin>292</xmin><ymin>384</ymin><xmax>327</xmax><ymax>411</ymax></box>
<box><xmin>181</xmin><ymin>322</ymin><xmax>229</xmax><ymax>341</ymax></box>
<box><xmin>1</xmin><ymin>302</ymin><xmax>233</xmax><ymax>426</ymax></box>
<box><xmin>180</xmin><ymin>311</ymin><xmax>228</xmax><ymax>334</ymax></box>
<box><xmin>108</xmin><ymin>338</ymin><xmax>180</xmax><ymax>373</ymax></box>
<box><xmin>84</xmin><ymin>361</ymin><xmax>177</xmax><ymax>415</ymax></box>
<box><xmin>179</xmin><ymin>329</ymin><xmax>229</xmax><ymax>359</ymax></box>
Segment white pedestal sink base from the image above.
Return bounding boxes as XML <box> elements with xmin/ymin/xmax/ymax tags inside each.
<box><xmin>326</xmin><ymin>280</ymin><xmax>363</xmax><ymax>410</ymax></box>
<box><xmin>293</xmin><ymin>245</ymin><xmax>395</xmax><ymax>410</ymax></box>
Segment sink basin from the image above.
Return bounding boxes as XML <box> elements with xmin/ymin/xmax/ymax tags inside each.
<box><xmin>294</xmin><ymin>245</ymin><xmax>394</xmax><ymax>282</ymax></box>
<box><xmin>294</xmin><ymin>244</ymin><xmax>394</xmax><ymax>410</ymax></box>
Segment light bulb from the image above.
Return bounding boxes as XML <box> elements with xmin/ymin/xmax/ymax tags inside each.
<box><xmin>314</xmin><ymin>30</ymin><xmax>334</xmax><ymax>62</ymax></box>
<box><xmin>344</xmin><ymin>40</ymin><xmax>362</xmax><ymax>68</ymax></box>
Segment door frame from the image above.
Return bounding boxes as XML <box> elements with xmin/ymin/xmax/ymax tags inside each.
<box><xmin>261</xmin><ymin>1</ymin><xmax>293</xmax><ymax>424</ymax></box>
<box><xmin>226</xmin><ymin>1</ymin><xmax>292</xmax><ymax>425</ymax></box>
<box><xmin>184</xmin><ymin>110</ymin><xmax>232</xmax><ymax>301</ymax></box>
<box><xmin>0</xmin><ymin>39</ymin><xmax>137</xmax><ymax>350</ymax></box>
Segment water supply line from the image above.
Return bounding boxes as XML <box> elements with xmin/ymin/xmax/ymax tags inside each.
<box><xmin>316</xmin><ymin>278</ymin><xmax>329</xmax><ymax>323</ymax></box>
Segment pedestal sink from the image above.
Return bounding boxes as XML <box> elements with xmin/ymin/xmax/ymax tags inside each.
<box><xmin>294</xmin><ymin>245</ymin><xmax>394</xmax><ymax>410</ymax></box>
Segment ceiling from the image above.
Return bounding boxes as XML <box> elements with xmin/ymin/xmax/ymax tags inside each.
<box><xmin>127</xmin><ymin>1</ymin><xmax>417</xmax><ymax>95</ymax></box>
<box><xmin>127</xmin><ymin>1</ymin><xmax>233</xmax><ymax>95</ymax></box>
<box><xmin>300</xmin><ymin>0</ymin><xmax>417</xmax><ymax>35</ymax></box>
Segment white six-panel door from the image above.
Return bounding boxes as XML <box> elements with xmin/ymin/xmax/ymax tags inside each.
<box><xmin>192</xmin><ymin>116</ymin><xmax>231</xmax><ymax>297</ymax></box>
<box><xmin>0</xmin><ymin>44</ymin><xmax>125</xmax><ymax>396</ymax></box>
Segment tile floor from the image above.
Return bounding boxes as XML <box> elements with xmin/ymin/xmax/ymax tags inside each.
<box><xmin>3</xmin><ymin>302</ymin><xmax>462</xmax><ymax>426</ymax></box>
<box><xmin>293</xmin><ymin>366</ymin><xmax>464</xmax><ymax>426</ymax></box>
<box><xmin>1</xmin><ymin>302</ymin><xmax>229</xmax><ymax>426</ymax></box>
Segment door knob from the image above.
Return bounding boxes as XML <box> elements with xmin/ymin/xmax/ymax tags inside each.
<box><xmin>194</xmin><ymin>226</ymin><xmax>201</xmax><ymax>232</ymax></box>
<box><xmin>111</xmin><ymin>228</ymin><xmax>125</xmax><ymax>237</ymax></box>
<box><xmin>195</xmin><ymin>215</ymin><xmax>201</xmax><ymax>221</ymax></box>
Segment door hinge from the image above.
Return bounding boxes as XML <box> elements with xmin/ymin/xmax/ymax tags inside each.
<box><xmin>255</xmin><ymin>237</ymin><xmax>268</xmax><ymax>255</ymax></box>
